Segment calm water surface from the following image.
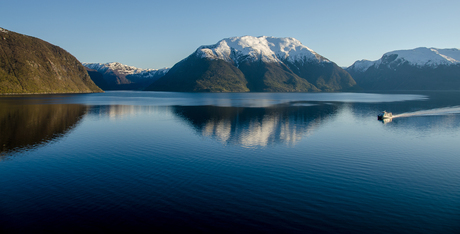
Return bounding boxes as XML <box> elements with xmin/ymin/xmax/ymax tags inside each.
<box><xmin>1</xmin><ymin>91</ymin><xmax>460</xmax><ymax>233</ymax></box>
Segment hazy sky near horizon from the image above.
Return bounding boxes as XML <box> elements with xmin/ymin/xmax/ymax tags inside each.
<box><xmin>2</xmin><ymin>0</ymin><xmax>459</xmax><ymax>69</ymax></box>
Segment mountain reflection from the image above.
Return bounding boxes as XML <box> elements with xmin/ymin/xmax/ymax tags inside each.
<box><xmin>86</xmin><ymin>105</ymin><xmax>169</xmax><ymax>119</ymax></box>
<box><xmin>172</xmin><ymin>103</ymin><xmax>338</xmax><ymax>147</ymax></box>
<box><xmin>0</xmin><ymin>103</ymin><xmax>86</xmax><ymax>157</ymax></box>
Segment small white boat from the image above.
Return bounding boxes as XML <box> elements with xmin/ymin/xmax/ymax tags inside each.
<box><xmin>378</xmin><ymin>111</ymin><xmax>393</xmax><ymax>120</ymax></box>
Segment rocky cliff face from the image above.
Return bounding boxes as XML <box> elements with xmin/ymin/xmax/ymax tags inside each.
<box><xmin>0</xmin><ymin>27</ymin><xmax>102</xmax><ymax>94</ymax></box>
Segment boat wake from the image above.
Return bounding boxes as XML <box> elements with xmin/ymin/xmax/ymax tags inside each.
<box><xmin>392</xmin><ymin>106</ymin><xmax>460</xmax><ymax>119</ymax></box>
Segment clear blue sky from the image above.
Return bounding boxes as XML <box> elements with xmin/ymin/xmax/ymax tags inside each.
<box><xmin>2</xmin><ymin>0</ymin><xmax>459</xmax><ymax>69</ymax></box>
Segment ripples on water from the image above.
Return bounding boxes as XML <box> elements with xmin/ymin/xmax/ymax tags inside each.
<box><xmin>1</xmin><ymin>91</ymin><xmax>460</xmax><ymax>233</ymax></box>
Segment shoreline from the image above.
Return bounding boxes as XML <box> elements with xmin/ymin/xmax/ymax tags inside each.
<box><xmin>0</xmin><ymin>90</ymin><xmax>104</xmax><ymax>96</ymax></box>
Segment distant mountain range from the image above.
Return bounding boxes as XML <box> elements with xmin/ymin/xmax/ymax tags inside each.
<box><xmin>145</xmin><ymin>36</ymin><xmax>357</xmax><ymax>92</ymax></box>
<box><xmin>346</xmin><ymin>47</ymin><xmax>460</xmax><ymax>90</ymax></box>
<box><xmin>90</xmin><ymin>44</ymin><xmax>460</xmax><ymax>92</ymax></box>
<box><xmin>83</xmin><ymin>62</ymin><xmax>169</xmax><ymax>90</ymax></box>
<box><xmin>0</xmin><ymin>27</ymin><xmax>102</xmax><ymax>94</ymax></box>
<box><xmin>4</xmin><ymin>25</ymin><xmax>457</xmax><ymax>94</ymax></box>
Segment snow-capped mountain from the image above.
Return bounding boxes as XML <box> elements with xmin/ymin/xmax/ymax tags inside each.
<box><xmin>146</xmin><ymin>36</ymin><xmax>356</xmax><ymax>92</ymax></box>
<box><xmin>196</xmin><ymin>36</ymin><xmax>330</xmax><ymax>65</ymax></box>
<box><xmin>84</xmin><ymin>62</ymin><xmax>169</xmax><ymax>79</ymax></box>
<box><xmin>347</xmin><ymin>60</ymin><xmax>375</xmax><ymax>73</ymax></box>
<box><xmin>83</xmin><ymin>62</ymin><xmax>169</xmax><ymax>90</ymax></box>
<box><xmin>347</xmin><ymin>47</ymin><xmax>460</xmax><ymax>90</ymax></box>
<box><xmin>348</xmin><ymin>47</ymin><xmax>460</xmax><ymax>72</ymax></box>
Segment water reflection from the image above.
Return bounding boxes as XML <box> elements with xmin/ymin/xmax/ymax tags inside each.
<box><xmin>0</xmin><ymin>103</ymin><xmax>86</xmax><ymax>157</ymax></box>
<box><xmin>1</xmin><ymin>91</ymin><xmax>459</xmax><ymax>153</ymax></box>
<box><xmin>379</xmin><ymin>118</ymin><xmax>392</xmax><ymax>124</ymax></box>
<box><xmin>86</xmin><ymin>105</ymin><xmax>169</xmax><ymax>120</ymax></box>
<box><xmin>172</xmin><ymin>103</ymin><xmax>338</xmax><ymax>147</ymax></box>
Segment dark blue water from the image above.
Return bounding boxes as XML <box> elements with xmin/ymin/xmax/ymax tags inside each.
<box><xmin>1</xmin><ymin>91</ymin><xmax>460</xmax><ymax>233</ymax></box>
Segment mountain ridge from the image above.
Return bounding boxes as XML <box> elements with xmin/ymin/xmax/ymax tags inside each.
<box><xmin>84</xmin><ymin>62</ymin><xmax>169</xmax><ymax>90</ymax></box>
<box><xmin>347</xmin><ymin>47</ymin><xmax>460</xmax><ymax>90</ymax></box>
<box><xmin>348</xmin><ymin>47</ymin><xmax>460</xmax><ymax>72</ymax></box>
<box><xmin>196</xmin><ymin>36</ymin><xmax>329</xmax><ymax>64</ymax></box>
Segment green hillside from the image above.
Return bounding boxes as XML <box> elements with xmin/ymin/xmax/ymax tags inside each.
<box><xmin>0</xmin><ymin>27</ymin><xmax>102</xmax><ymax>94</ymax></box>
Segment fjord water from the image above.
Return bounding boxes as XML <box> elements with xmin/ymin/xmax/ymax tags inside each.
<box><xmin>1</xmin><ymin>91</ymin><xmax>460</xmax><ymax>233</ymax></box>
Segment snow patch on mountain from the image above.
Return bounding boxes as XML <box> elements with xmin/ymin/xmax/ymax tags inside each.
<box><xmin>348</xmin><ymin>47</ymin><xmax>460</xmax><ymax>72</ymax></box>
<box><xmin>431</xmin><ymin>48</ymin><xmax>460</xmax><ymax>63</ymax></box>
<box><xmin>196</xmin><ymin>36</ymin><xmax>329</xmax><ymax>65</ymax></box>
<box><xmin>383</xmin><ymin>47</ymin><xmax>460</xmax><ymax>67</ymax></box>
<box><xmin>83</xmin><ymin>62</ymin><xmax>169</xmax><ymax>78</ymax></box>
<box><xmin>347</xmin><ymin>60</ymin><xmax>375</xmax><ymax>72</ymax></box>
